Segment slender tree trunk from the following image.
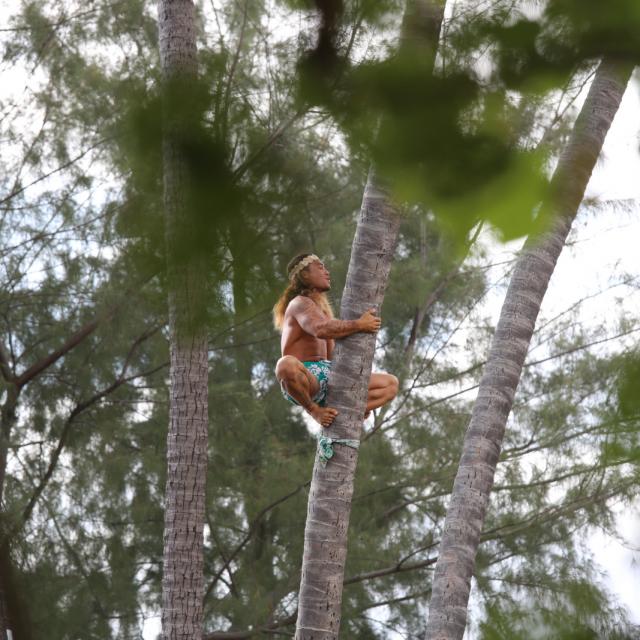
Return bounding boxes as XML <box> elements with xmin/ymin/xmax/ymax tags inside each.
<box><xmin>158</xmin><ymin>2</ymin><xmax>209</xmax><ymax>639</ymax></box>
<box><xmin>0</xmin><ymin>385</ymin><xmax>18</xmax><ymax>524</ymax></box>
<box><xmin>0</xmin><ymin>385</ymin><xmax>28</xmax><ymax>640</ymax></box>
<box><xmin>295</xmin><ymin>170</ymin><xmax>401</xmax><ymax>640</ymax></box>
<box><xmin>295</xmin><ymin>4</ymin><xmax>445</xmax><ymax>637</ymax></box>
<box><xmin>0</xmin><ymin>544</ymin><xmax>13</xmax><ymax>640</ymax></box>
<box><xmin>423</xmin><ymin>58</ymin><xmax>632</xmax><ymax>640</ymax></box>
<box><xmin>0</xmin><ymin>564</ymin><xmax>8</xmax><ymax>640</ymax></box>
<box><xmin>0</xmin><ymin>409</ymin><xmax>12</xmax><ymax>640</ymax></box>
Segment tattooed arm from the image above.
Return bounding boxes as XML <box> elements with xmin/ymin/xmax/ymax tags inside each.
<box><xmin>289</xmin><ymin>296</ymin><xmax>381</xmax><ymax>339</ymax></box>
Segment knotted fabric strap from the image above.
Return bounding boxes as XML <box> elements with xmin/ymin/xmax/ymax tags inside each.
<box><xmin>317</xmin><ymin>434</ymin><xmax>360</xmax><ymax>467</ymax></box>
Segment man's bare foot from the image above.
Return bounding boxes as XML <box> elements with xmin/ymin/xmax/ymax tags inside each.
<box><xmin>308</xmin><ymin>404</ymin><xmax>338</xmax><ymax>427</ymax></box>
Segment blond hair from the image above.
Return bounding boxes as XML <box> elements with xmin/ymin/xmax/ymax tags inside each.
<box><xmin>273</xmin><ymin>253</ymin><xmax>334</xmax><ymax>331</ymax></box>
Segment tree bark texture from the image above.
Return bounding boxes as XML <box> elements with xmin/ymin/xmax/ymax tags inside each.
<box><xmin>423</xmin><ymin>58</ymin><xmax>632</xmax><ymax>640</ymax></box>
<box><xmin>0</xmin><ymin>449</ymin><xmax>12</xmax><ymax>640</ymax></box>
<box><xmin>158</xmin><ymin>2</ymin><xmax>209</xmax><ymax>640</ymax></box>
<box><xmin>295</xmin><ymin>169</ymin><xmax>402</xmax><ymax>640</ymax></box>
<box><xmin>295</xmin><ymin>3</ymin><xmax>445</xmax><ymax>638</ymax></box>
<box><xmin>0</xmin><ymin>386</ymin><xmax>18</xmax><ymax>527</ymax></box>
<box><xmin>0</xmin><ymin>385</ymin><xmax>23</xmax><ymax>640</ymax></box>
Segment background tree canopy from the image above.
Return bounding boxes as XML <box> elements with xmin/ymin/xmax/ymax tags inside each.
<box><xmin>0</xmin><ymin>0</ymin><xmax>639</xmax><ymax>638</ymax></box>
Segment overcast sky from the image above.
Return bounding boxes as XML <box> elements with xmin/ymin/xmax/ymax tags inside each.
<box><xmin>2</xmin><ymin>4</ymin><xmax>639</xmax><ymax>638</ymax></box>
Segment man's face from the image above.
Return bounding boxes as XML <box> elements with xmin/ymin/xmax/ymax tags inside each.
<box><xmin>304</xmin><ymin>259</ymin><xmax>331</xmax><ymax>291</ymax></box>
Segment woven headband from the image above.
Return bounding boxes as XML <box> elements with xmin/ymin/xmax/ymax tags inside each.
<box><xmin>289</xmin><ymin>254</ymin><xmax>321</xmax><ymax>280</ymax></box>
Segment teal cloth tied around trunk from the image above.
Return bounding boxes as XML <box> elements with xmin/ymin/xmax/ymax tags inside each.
<box><xmin>317</xmin><ymin>434</ymin><xmax>360</xmax><ymax>467</ymax></box>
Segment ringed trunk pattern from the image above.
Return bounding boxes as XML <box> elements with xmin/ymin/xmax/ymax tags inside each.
<box><xmin>158</xmin><ymin>2</ymin><xmax>209</xmax><ymax>639</ymax></box>
<box><xmin>295</xmin><ymin>169</ymin><xmax>402</xmax><ymax>639</ymax></box>
<box><xmin>423</xmin><ymin>58</ymin><xmax>632</xmax><ymax>640</ymax></box>
<box><xmin>295</xmin><ymin>3</ymin><xmax>445</xmax><ymax>637</ymax></box>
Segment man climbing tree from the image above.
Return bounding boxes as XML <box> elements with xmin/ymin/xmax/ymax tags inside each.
<box><xmin>293</xmin><ymin>0</ymin><xmax>446</xmax><ymax>637</ymax></box>
<box><xmin>274</xmin><ymin>253</ymin><xmax>398</xmax><ymax>427</ymax></box>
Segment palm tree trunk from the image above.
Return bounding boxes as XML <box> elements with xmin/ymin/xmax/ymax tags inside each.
<box><xmin>158</xmin><ymin>2</ymin><xmax>209</xmax><ymax>639</ymax></box>
<box><xmin>423</xmin><ymin>58</ymin><xmax>632</xmax><ymax>640</ymax></box>
<box><xmin>295</xmin><ymin>4</ymin><xmax>445</xmax><ymax>638</ymax></box>
<box><xmin>295</xmin><ymin>169</ymin><xmax>401</xmax><ymax>640</ymax></box>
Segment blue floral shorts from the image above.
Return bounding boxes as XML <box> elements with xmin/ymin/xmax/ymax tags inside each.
<box><xmin>281</xmin><ymin>360</ymin><xmax>332</xmax><ymax>407</ymax></box>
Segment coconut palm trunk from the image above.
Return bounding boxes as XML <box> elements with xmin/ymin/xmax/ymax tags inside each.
<box><xmin>158</xmin><ymin>2</ymin><xmax>209</xmax><ymax>639</ymax></box>
<box><xmin>295</xmin><ymin>3</ymin><xmax>445</xmax><ymax>638</ymax></box>
<box><xmin>295</xmin><ymin>169</ymin><xmax>401</xmax><ymax>640</ymax></box>
<box><xmin>423</xmin><ymin>58</ymin><xmax>632</xmax><ymax>640</ymax></box>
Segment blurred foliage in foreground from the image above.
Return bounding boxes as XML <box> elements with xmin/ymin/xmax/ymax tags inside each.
<box><xmin>0</xmin><ymin>0</ymin><xmax>639</xmax><ymax>638</ymax></box>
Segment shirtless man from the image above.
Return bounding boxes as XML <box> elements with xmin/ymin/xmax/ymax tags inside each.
<box><xmin>273</xmin><ymin>253</ymin><xmax>399</xmax><ymax>427</ymax></box>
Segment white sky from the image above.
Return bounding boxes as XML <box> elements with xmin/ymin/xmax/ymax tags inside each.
<box><xmin>2</xmin><ymin>3</ymin><xmax>639</xmax><ymax>639</ymax></box>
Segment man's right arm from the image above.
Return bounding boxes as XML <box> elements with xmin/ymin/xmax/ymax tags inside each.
<box><xmin>290</xmin><ymin>297</ymin><xmax>381</xmax><ymax>339</ymax></box>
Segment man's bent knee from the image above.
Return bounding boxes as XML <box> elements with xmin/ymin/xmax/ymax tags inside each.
<box><xmin>276</xmin><ymin>355</ymin><xmax>300</xmax><ymax>381</ymax></box>
<box><xmin>388</xmin><ymin>374</ymin><xmax>399</xmax><ymax>399</ymax></box>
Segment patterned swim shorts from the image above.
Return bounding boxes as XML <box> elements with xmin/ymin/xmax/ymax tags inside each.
<box><xmin>281</xmin><ymin>360</ymin><xmax>332</xmax><ymax>408</ymax></box>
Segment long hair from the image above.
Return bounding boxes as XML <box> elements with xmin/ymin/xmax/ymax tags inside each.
<box><xmin>273</xmin><ymin>253</ymin><xmax>334</xmax><ymax>331</ymax></box>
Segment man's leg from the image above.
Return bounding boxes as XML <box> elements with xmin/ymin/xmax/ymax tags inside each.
<box><xmin>366</xmin><ymin>372</ymin><xmax>399</xmax><ymax>413</ymax></box>
<box><xmin>276</xmin><ymin>356</ymin><xmax>338</xmax><ymax>427</ymax></box>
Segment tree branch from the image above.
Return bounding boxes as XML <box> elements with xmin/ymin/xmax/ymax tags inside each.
<box><xmin>220</xmin><ymin>0</ymin><xmax>249</xmax><ymax>146</ymax></box>
<box><xmin>15</xmin><ymin>329</ymin><xmax>166</xmax><ymax>535</ymax></box>
<box><xmin>0</xmin><ymin>137</ymin><xmax>112</xmax><ymax>208</ymax></box>
<box><xmin>0</xmin><ymin>341</ymin><xmax>15</xmax><ymax>384</ymax></box>
<box><xmin>204</xmin><ymin>474</ymin><xmax>635</xmax><ymax>638</ymax></box>
<box><xmin>15</xmin><ymin>316</ymin><xmax>102</xmax><ymax>388</ymax></box>
<box><xmin>203</xmin><ymin>480</ymin><xmax>310</xmax><ymax>600</ymax></box>
<box><xmin>14</xmin><ymin>278</ymin><xmax>155</xmax><ymax>389</ymax></box>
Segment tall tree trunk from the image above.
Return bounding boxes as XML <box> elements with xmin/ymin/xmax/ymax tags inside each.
<box><xmin>0</xmin><ymin>550</ymin><xmax>10</xmax><ymax>640</ymax></box>
<box><xmin>423</xmin><ymin>58</ymin><xmax>632</xmax><ymax>640</ymax></box>
<box><xmin>158</xmin><ymin>2</ymin><xmax>209</xmax><ymax>639</ymax></box>
<box><xmin>0</xmin><ymin>386</ymin><xmax>18</xmax><ymax>507</ymax></box>
<box><xmin>0</xmin><ymin>384</ymin><xmax>32</xmax><ymax>640</ymax></box>
<box><xmin>0</xmin><ymin>387</ymin><xmax>16</xmax><ymax>640</ymax></box>
<box><xmin>295</xmin><ymin>3</ymin><xmax>445</xmax><ymax>637</ymax></box>
<box><xmin>0</xmin><ymin>540</ymin><xmax>32</xmax><ymax>640</ymax></box>
<box><xmin>295</xmin><ymin>169</ymin><xmax>401</xmax><ymax>640</ymax></box>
